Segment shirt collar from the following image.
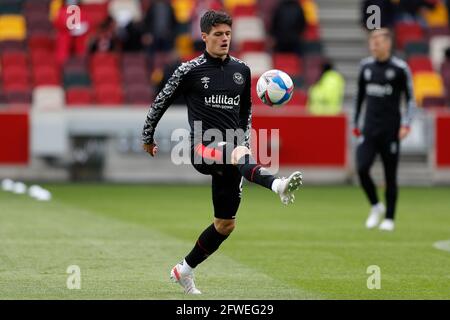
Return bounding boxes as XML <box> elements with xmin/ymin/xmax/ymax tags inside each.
<box><xmin>204</xmin><ymin>50</ymin><xmax>230</xmax><ymax>65</ymax></box>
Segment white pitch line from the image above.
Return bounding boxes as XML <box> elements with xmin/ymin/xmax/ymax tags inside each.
<box><xmin>433</xmin><ymin>240</ymin><xmax>450</xmax><ymax>253</ymax></box>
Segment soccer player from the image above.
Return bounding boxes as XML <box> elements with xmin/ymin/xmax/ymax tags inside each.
<box><xmin>353</xmin><ymin>28</ymin><xmax>415</xmax><ymax>232</ymax></box>
<box><xmin>141</xmin><ymin>10</ymin><xmax>302</xmax><ymax>294</ymax></box>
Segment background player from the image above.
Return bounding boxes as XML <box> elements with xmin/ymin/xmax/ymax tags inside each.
<box><xmin>353</xmin><ymin>28</ymin><xmax>415</xmax><ymax>232</ymax></box>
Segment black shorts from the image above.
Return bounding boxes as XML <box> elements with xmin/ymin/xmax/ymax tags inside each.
<box><xmin>191</xmin><ymin>142</ymin><xmax>243</xmax><ymax>220</ymax></box>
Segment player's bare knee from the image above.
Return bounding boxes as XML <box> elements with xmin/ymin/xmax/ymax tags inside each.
<box><xmin>214</xmin><ymin>219</ymin><xmax>235</xmax><ymax>235</ymax></box>
<box><xmin>231</xmin><ymin>146</ymin><xmax>251</xmax><ymax>165</ymax></box>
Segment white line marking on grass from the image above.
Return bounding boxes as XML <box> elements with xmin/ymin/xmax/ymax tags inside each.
<box><xmin>433</xmin><ymin>240</ymin><xmax>450</xmax><ymax>253</ymax></box>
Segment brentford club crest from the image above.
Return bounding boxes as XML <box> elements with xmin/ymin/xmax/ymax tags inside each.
<box><xmin>233</xmin><ymin>72</ymin><xmax>244</xmax><ymax>85</ymax></box>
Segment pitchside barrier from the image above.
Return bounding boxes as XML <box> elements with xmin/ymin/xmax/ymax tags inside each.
<box><xmin>0</xmin><ymin>105</ymin><xmax>448</xmax><ymax>184</ymax></box>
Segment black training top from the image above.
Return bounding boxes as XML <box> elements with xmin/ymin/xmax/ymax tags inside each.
<box><xmin>354</xmin><ymin>56</ymin><xmax>415</xmax><ymax>135</ymax></box>
<box><xmin>142</xmin><ymin>51</ymin><xmax>252</xmax><ymax>147</ymax></box>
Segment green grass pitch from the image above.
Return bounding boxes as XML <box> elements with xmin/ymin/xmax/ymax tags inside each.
<box><xmin>0</xmin><ymin>184</ymin><xmax>449</xmax><ymax>299</ymax></box>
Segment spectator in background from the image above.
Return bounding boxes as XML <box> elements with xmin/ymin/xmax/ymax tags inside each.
<box><xmin>191</xmin><ymin>0</ymin><xmax>223</xmax><ymax>52</ymax></box>
<box><xmin>270</xmin><ymin>0</ymin><xmax>306</xmax><ymax>56</ymax></box>
<box><xmin>155</xmin><ymin>50</ymin><xmax>185</xmax><ymax>105</ymax></box>
<box><xmin>120</xmin><ymin>20</ymin><xmax>145</xmax><ymax>52</ymax></box>
<box><xmin>361</xmin><ymin>0</ymin><xmax>396</xmax><ymax>29</ymax></box>
<box><xmin>396</xmin><ymin>0</ymin><xmax>437</xmax><ymax>24</ymax></box>
<box><xmin>143</xmin><ymin>0</ymin><xmax>178</xmax><ymax>56</ymax></box>
<box><xmin>54</xmin><ymin>0</ymin><xmax>90</xmax><ymax>65</ymax></box>
<box><xmin>307</xmin><ymin>60</ymin><xmax>345</xmax><ymax>115</ymax></box>
<box><xmin>88</xmin><ymin>16</ymin><xmax>120</xmax><ymax>53</ymax></box>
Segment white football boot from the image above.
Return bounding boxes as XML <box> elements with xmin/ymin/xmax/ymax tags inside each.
<box><xmin>170</xmin><ymin>263</ymin><xmax>201</xmax><ymax>295</ymax></box>
<box><xmin>277</xmin><ymin>171</ymin><xmax>303</xmax><ymax>205</ymax></box>
<box><xmin>365</xmin><ymin>203</ymin><xmax>385</xmax><ymax>229</ymax></box>
<box><xmin>379</xmin><ymin>219</ymin><xmax>395</xmax><ymax>231</ymax></box>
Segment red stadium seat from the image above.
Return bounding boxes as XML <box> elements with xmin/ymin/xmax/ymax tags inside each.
<box><xmin>91</xmin><ymin>66</ymin><xmax>121</xmax><ymax>85</ymax></box>
<box><xmin>66</xmin><ymin>87</ymin><xmax>94</xmax><ymax>105</ymax></box>
<box><xmin>90</xmin><ymin>52</ymin><xmax>119</xmax><ymax>70</ymax></box>
<box><xmin>125</xmin><ymin>85</ymin><xmax>153</xmax><ymax>105</ymax></box>
<box><xmin>28</xmin><ymin>34</ymin><xmax>54</xmax><ymax>51</ymax></box>
<box><xmin>94</xmin><ymin>84</ymin><xmax>123</xmax><ymax>105</ymax></box>
<box><xmin>288</xmin><ymin>89</ymin><xmax>308</xmax><ymax>107</ymax></box>
<box><xmin>233</xmin><ymin>5</ymin><xmax>257</xmax><ymax>17</ymax></box>
<box><xmin>240</xmin><ymin>40</ymin><xmax>266</xmax><ymax>52</ymax></box>
<box><xmin>33</xmin><ymin>65</ymin><xmax>61</xmax><ymax>86</ymax></box>
<box><xmin>395</xmin><ymin>22</ymin><xmax>425</xmax><ymax>50</ymax></box>
<box><xmin>273</xmin><ymin>53</ymin><xmax>302</xmax><ymax>76</ymax></box>
<box><xmin>303</xmin><ymin>24</ymin><xmax>320</xmax><ymax>41</ymax></box>
<box><xmin>422</xmin><ymin>96</ymin><xmax>447</xmax><ymax>108</ymax></box>
<box><xmin>408</xmin><ymin>56</ymin><xmax>434</xmax><ymax>74</ymax></box>
<box><xmin>31</xmin><ymin>49</ymin><xmax>56</xmax><ymax>67</ymax></box>
<box><xmin>2</xmin><ymin>67</ymin><xmax>30</xmax><ymax>88</ymax></box>
<box><xmin>4</xmin><ymin>90</ymin><xmax>32</xmax><ymax>104</ymax></box>
<box><xmin>1</xmin><ymin>51</ymin><xmax>27</xmax><ymax>66</ymax></box>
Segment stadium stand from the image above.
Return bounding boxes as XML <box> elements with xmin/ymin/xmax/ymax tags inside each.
<box><xmin>0</xmin><ymin>0</ymin><xmax>322</xmax><ymax>109</ymax></box>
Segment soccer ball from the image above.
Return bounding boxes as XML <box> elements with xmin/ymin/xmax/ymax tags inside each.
<box><xmin>256</xmin><ymin>69</ymin><xmax>294</xmax><ymax>107</ymax></box>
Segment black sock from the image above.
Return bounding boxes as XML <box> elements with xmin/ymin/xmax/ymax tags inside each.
<box><xmin>185</xmin><ymin>224</ymin><xmax>229</xmax><ymax>268</ymax></box>
<box><xmin>236</xmin><ymin>154</ymin><xmax>276</xmax><ymax>190</ymax></box>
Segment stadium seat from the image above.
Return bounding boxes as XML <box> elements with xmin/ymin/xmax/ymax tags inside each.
<box><xmin>422</xmin><ymin>96</ymin><xmax>447</xmax><ymax>108</ymax></box>
<box><xmin>33</xmin><ymin>65</ymin><xmax>61</xmax><ymax>86</ymax></box>
<box><xmin>240</xmin><ymin>52</ymin><xmax>272</xmax><ymax>77</ymax></box>
<box><xmin>408</xmin><ymin>56</ymin><xmax>434</xmax><ymax>74</ymax></box>
<box><xmin>66</xmin><ymin>86</ymin><xmax>94</xmax><ymax>105</ymax></box>
<box><xmin>91</xmin><ymin>66</ymin><xmax>121</xmax><ymax>85</ymax></box>
<box><xmin>423</xmin><ymin>1</ymin><xmax>448</xmax><ymax>28</ymax></box>
<box><xmin>240</xmin><ymin>40</ymin><xmax>266</xmax><ymax>53</ymax></box>
<box><xmin>232</xmin><ymin>5</ymin><xmax>257</xmax><ymax>17</ymax></box>
<box><xmin>32</xmin><ymin>86</ymin><xmax>65</xmax><ymax>110</ymax></box>
<box><xmin>0</xmin><ymin>0</ymin><xmax>23</xmax><ymax>14</ymax></box>
<box><xmin>303</xmin><ymin>24</ymin><xmax>320</xmax><ymax>41</ymax></box>
<box><xmin>125</xmin><ymin>84</ymin><xmax>153</xmax><ymax>105</ymax></box>
<box><xmin>30</xmin><ymin>49</ymin><xmax>56</xmax><ymax>68</ymax></box>
<box><xmin>273</xmin><ymin>53</ymin><xmax>302</xmax><ymax>77</ymax></box>
<box><xmin>302</xmin><ymin>0</ymin><xmax>319</xmax><ymax>26</ymax></box>
<box><xmin>4</xmin><ymin>89</ymin><xmax>32</xmax><ymax>104</ymax></box>
<box><xmin>2</xmin><ymin>66</ymin><xmax>30</xmax><ymax>89</ymax></box>
<box><xmin>233</xmin><ymin>17</ymin><xmax>265</xmax><ymax>45</ymax></box>
<box><xmin>303</xmin><ymin>41</ymin><xmax>323</xmax><ymax>56</ymax></box>
<box><xmin>28</xmin><ymin>34</ymin><xmax>54</xmax><ymax>52</ymax></box>
<box><xmin>404</xmin><ymin>41</ymin><xmax>429</xmax><ymax>57</ymax></box>
<box><xmin>304</xmin><ymin>56</ymin><xmax>325</xmax><ymax>85</ymax></box>
<box><xmin>395</xmin><ymin>22</ymin><xmax>424</xmax><ymax>50</ymax></box>
<box><xmin>288</xmin><ymin>89</ymin><xmax>308</xmax><ymax>107</ymax></box>
<box><xmin>90</xmin><ymin>52</ymin><xmax>119</xmax><ymax>69</ymax></box>
<box><xmin>171</xmin><ymin>0</ymin><xmax>195</xmax><ymax>24</ymax></box>
<box><xmin>122</xmin><ymin>53</ymin><xmax>148</xmax><ymax>69</ymax></box>
<box><xmin>430</xmin><ymin>36</ymin><xmax>450</xmax><ymax>70</ymax></box>
<box><xmin>64</xmin><ymin>57</ymin><xmax>88</xmax><ymax>74</ymax></box>
<box><xmin>413</xmin><ymin>72</ymin><xmax>445</xmax><ymax>105</ymax></box>
<box><xmin>428</xmin><ymin>26</ymin><xmax>450</xmax><ymax>38</ymax></box>
<box><xmin>63</xmin><ymin>72</ymin><xmax>91</xmax><ymax>88</ymax></box>
<box><xmin>1</xmin><ymin>51</ymin><xmax>27</xmax><ymax>66</ymax></box>
<box><xmin>0</xmin><ymin>40</ymin><xmax>26</xmax><ymax>52</ymax></box>
<box><xmin>122</xmin><ymin>67</ymin><xmax>149</xmax><ymax>84</ymax></box>
<box><xmin>94</xmin><ymin>84</ymin><xmax>123</xmax><ymax>105</ymax></box>
<box><xmin>224</xmin><ymin>0</ymin><xmax>256</xmax><ymax>12</ymax></box>
<box><xmin>0</xmin><ymin>15</ymin><xmax>26</xmax><ymax>41</ymax></box>
<box><xmin>81</xmin><ymin>2</ymin><xmax>109</xmax><ymax>29</ymax></box>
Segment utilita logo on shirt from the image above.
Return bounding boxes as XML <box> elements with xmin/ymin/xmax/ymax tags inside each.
<box><xmin>205</xmin><ymin>95</ymin><xmax>240</xmax><ymax>109</ymax></box>
<box><xmin>366</xmin><ymin>84</ymin><xmax>393</xmax><ymax>97</ymax></box>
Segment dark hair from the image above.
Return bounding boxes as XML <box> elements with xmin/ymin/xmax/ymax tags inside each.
<box><xmin>370</xmin><ymin>28</ymin><xmax>392</xmax><ymax>40</ymax></box>
<box><xmin>200</xmin><ymin>10</ymin><xmax>232</xmax><ymax>34</ymax></box>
